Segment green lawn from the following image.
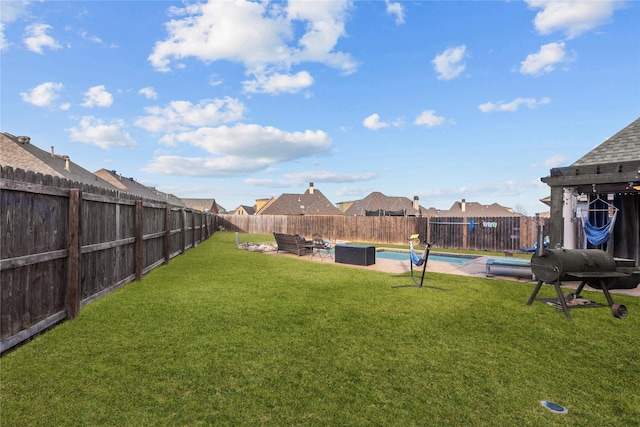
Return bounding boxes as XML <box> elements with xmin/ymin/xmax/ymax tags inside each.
<box><xmin>2</xmin><ymin>232</ymin><xmax>639</xmax><ymax>426</ymax></box>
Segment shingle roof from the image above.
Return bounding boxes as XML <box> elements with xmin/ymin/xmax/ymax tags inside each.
<box><xmin>260</xmin><ymin>186</ymin><xmax>342</xmax><ymax>215</ymax></box>
<box><xmin>343</xmin><ymin>192</ymin><xmax>426</xmax><ymax>216</ymax></box>
<box><xmin>1</xmin><ymin>132</ymin><xmax>118</xmax><ymax>190</ymax></box>
<box><xmin>182</xmin><ymin>198</ymin><xmax>224</xmax><ymax>213</ymax></box>
<box><xmin>572</xmin><ymin>117</ymin><xmax>640</xmax><ymax>166</ymax></box>
<box><xmin>94</xmin><ymin>169</ymin><xmax>186</xmax><ymax>206</ymax></box>
<box><xmin>439</xmin><ymin>200</ymin><xmax>520</xmax><ymax>217</ymax></box>
<box><xmin>233</xmin><ymin>205</ymin><xmax>256</xmax><ymax>215</ymax></box>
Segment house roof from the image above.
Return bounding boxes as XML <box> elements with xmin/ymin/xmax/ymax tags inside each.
<box><xmin>260</xmin><ymin>184</ymin><xmax>342</xmax><ymax>215</ymax></box>
<box><xmin>255</xmin><ymin>197</ymin><xmax>276</xmax><ymax>215</ymax></box>
<box><xmin>541</xmin><ymin>117</ymin><xmax>640</xmax><ymax>193</ymax></box>
<box><xmin>232</xmin><ymin>205</ymin><xmax>256</xmax><ymax>215</ymax></box>
<box><xmin>438</xmin><ymin>200</ymin><xmax>520</xmax><ymax>217</ymax></box>
<box><xmin>181</xmin><ymin>198</ymin><xmax>224</xmax><ymax>213</ymax></box>
<box><xmin>1</xmin><ymin>132</ymin><xmax>120</xmax><ymax>190</ymax></box>
<box><xmin>94</xmin><ymin>169</ymin><xmax>186</xmax><ymax>206</ymax></box>
<box><xmin>343</xmin><ymin>192</ymin><xmax>426</xmax><ymax>216</ymax></box>
<box><xmin>572</xmin><ymin>117</ymin><xmax>640</xmax><ymax>166</ymax></box>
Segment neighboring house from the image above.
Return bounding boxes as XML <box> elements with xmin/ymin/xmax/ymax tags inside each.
<box><xmin>343</xmin><ymin>192</ymin><xmax>429</xmax><ymax>216</ymax></box>
<box><xmin>1</xmin><ymin>132</ymin><xmax>119</xmax><ymax>191</ymax></box>
<box><xmin>94</xmin><ymin>169</ymin><xmax>186</xmax><ymax>207</ymax></box>
<box><xmin>336</xmin><ymin>200</ymin><xmax>356</xmax><ymax>213</ymax></box>
<box><xmin>258</xmin><ymin>183</ymin><xmax>342</xmax><ymax>215</ymax></box>
<box><xmin>541</xmin><ymin>116</ymin><xmax>640</xmax><ymax>263</ymax></box>
<box><xmin>435</xmin><ymin>199</ymin><xmax>521</xmax><ymax>218</ymax></box>
<box><xmin>231</xmin><ymin>205</ymin><xmax>256</xmax><ymax>215</ymax></box>
<box><xmin>181</xmin><ymin>198</ymin><xmax>224</xmax><ymax>213</ymax></box>
<box><xmin>254</xmin><ymin>197</ymin><xmax>276</xmax><ymax>215</ymax></box>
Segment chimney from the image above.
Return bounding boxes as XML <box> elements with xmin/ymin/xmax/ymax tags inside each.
<box><xmin>413</xmin><ymin>195</ymin><xmax>419</xmax><ymax>210</ymax></box>
<box><xmin>51</xmin><ymin>146</ymin><xmax>55</xmax><ymax>157</ymax></box>
<box><xmin>309</xmin><ymin>182</ymin><xmax>314</xmax><ymax>194</ymax></box>
<box><xmin>461</xmin><ymin>198</ymin><xmax>466</xmax><ymax>212</ymax></box>
<box><xmin>62</xmin><ymin>155</ymin><xmax>70</xmax><ymax>171</ymax></box>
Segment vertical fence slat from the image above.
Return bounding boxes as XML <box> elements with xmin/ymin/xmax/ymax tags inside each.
<box><xmin>67</xmin><ymin>189</ymin><xmax>81</xmax><ymax>319</ymax></box>
<box><xmin>165</xmin><ymin>205</ymin><xmax>171</xmax><ymax>264</ymax></box>
<box><xmin>135</xmin><ymin>200</ymin><xmax>143</xmax><ymax>281</ymax></box>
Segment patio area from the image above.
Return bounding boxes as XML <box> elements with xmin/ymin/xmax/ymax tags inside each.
<box><xmin>269</xmin><ymin>248</ymin><xmax>640</xmax><ymax>297</ymax></box>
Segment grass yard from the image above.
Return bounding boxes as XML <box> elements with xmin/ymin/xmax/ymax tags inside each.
<box><xmin>1</xmin><ymin>232</ymin><xmax>639</xmax><ymax>426</ymax></box>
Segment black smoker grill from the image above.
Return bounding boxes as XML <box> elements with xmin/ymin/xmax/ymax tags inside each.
<box><xmin>527</xmin><ymin>249</ymin><xmax>640</xmax><ymax>319</ymax></box>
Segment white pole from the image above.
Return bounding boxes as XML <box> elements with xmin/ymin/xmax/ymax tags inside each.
<box><xmin>563</xmin><ymin>187</ymin><xmax>576</xmax><ymax>249</ymax></box>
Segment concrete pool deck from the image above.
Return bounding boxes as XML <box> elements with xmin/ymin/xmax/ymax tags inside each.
<box><xmin>267</xmin><ymin>249</ymin><xmax>640</xmax><ymax>297</ymax></box>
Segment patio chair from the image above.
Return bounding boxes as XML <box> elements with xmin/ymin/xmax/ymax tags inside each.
<box><xmin>311</xmin><ymin>233</ymin><xmax>333</xmax><ymax>260</ymax></box>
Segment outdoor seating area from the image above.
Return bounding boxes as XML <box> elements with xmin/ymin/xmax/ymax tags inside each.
<box><xmin>273</xmin><ymin>232</ymin><xmax>314</xmax><ymax>256</ymax></box>
<box><xmin>311</xmin><ymin>233</ymin><xmax>333</xmax><ymax>260</ymax></box>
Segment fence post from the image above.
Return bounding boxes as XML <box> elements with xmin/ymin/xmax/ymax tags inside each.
<box><xmin>135</xmin><ymin>200</ymin><xmax>143</xmax><ymax>281</ymax></box>
<box><xmin>181</xmin><ymin>209</ymin><xmax>186</xmax><ymax>254</ymax></box>
<box><xmin>192</xmin><ymin>212</ymin><xmax>196</xmax><ymax>247</ymax></box>
<box><xmin>462</xmin><ymin>219</ymin><xmax>468</xmax><ymax>250</ymax></box>
<box><xmin>164</xmin><ymin>204</ymin><xmax>171</xmax><ymax>264</ymax></box>
<box><xmin>66</xmin><ymin>189</ymin><xmax>82</xmax><ymax>319</ymax></box>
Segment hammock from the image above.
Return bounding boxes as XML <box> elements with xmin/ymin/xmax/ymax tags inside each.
<box><xmin>584</xmin><ymin>210</ymin><xmax>617</xmax><ymax>246</ymax></box>
<box><xmin>392</xmin><ymin>235</ymin><xmax>448</xmax><ymax>290</ymax></box>
<box><xmin>409</xmin><ymin>238</ymin><xmax>429</xmax><ymax>266</ymax></box>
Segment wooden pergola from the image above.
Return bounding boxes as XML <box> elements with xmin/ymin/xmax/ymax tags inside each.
<box><xmin>541</xmin><ymin>117</ymin><xmax>640</xmax><ymax>264</ymax></box>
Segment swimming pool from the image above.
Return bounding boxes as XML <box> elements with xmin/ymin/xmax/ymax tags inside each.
<box><xmin>375</xmin><ymin>249</ymin><xmax>477</xmax><ymax>264</ymax></box>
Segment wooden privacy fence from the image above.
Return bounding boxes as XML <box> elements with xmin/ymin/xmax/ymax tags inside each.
<box><xmin>1</xmin><ymin>167</ymin><xmax>216</xmax><ymax>353</ymax></box>
<box><xmin>217</xmin><ymin>214</ymin><xmax>548</xmax><ymax>250</ymax></box>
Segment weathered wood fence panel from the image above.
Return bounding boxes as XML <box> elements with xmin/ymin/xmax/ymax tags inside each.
<box><xmin>1</xmin><ymin>166</ymin><xmax>215</xmax><ymax>353</ymax></box>
<box><xmin>217</xmin><ymin>214</ymin><xmax>549</xmax><ymax>250</ymax></box>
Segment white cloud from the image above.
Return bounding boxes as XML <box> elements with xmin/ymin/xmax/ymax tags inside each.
<box><xmin>246</xmin><ymin>171</ymin><xmax>376</xmax><ymax>188</ymax></box>
<box><xmin>414</xmin><ymin>110</ymin><xmax>445</xmax><ymax>127</ymax></box>
<box><xmin>148</xmin><ymin>0</ymin><xmax>356</xmax><ymax>94</ymax></box>
<box><xmin>142</xmin><ymin>123</ymin><xmax>332</xmax><ymax>177</ymax></box>
<box><xmin>526</xmin><ymin>0</ymin><xmax>624</xmax><ymax>39</ymax></box>
<box><xmin>243</xmin><ymin>70</ymin><xmax>313</xmax><ymax>94</ymax></box>
<box><xmin>336</xmin><ymin>185</ymin><xmax>373</xmax><ymax>197</ymax></box>
<box><xmin>520</xmin><ymin>42</ymin><xmax>575</xmax><ymax>76</ymax></box>
<box><xmin>78</xmin><ymin>29</ymin><xmax>102</xmax><ymax>44</ymax></box>
<box><xmin>82</xmin><ymin>85</ymin><xmax>113</xmax><ymax>108</ymax></box>
<box><xmin>1</xmin><ymin>1</ymin><xmax>30</xmax><ymax>23</ymax></box>
<box><xmin>67</xmin><ymin>116</ymin><xmax>137</xmax><ymax>149</ymax></box>
<box><xmin>421</xmin><ymin>179</ymin><xmax>538</xmax><ymax>200</ymax></box>
<box><xmin>20</xmin><ymin>82</ymin><xmax>64</xmax><ymax>107</ymax></box>
<box><xmin>0</xmin><ymin>24</ymin><xmax>7</xmax><ymax>51</ymax></box>
<box><xmin>478</xmin><ymin>97</ymin><xmax>551</xmax><ymax>113</ymax></box>
<box><xmin>138</xmin><ymin>87</ymin><xmax>158</xmax><ymax>100</ymax></box>
<box><xmin>286</xmin><ymin>171</ymin><xmax>376</xmax><ymax>183</ymax></box>
<box><xmin>142</xmin><ymin>155</ymin><xmax>270</xmax><ymax>177</ymax></box>
<box><xmin>432</xmin><ymin>45</ymin><xmax>467</xmax><ymax>80</ymax></box>
<box><xmin>531</xmin><ymin>154</ymin><xmax>568</xmax><ymax>168</ymax></box>
<box><xmin>363</xmin><ymin>113</ymin><xmax>389</xmax><ymax>130</ymax></box>
<box><xmin>23</xmin><ymin>23</ymin><xmax>62</xmax><ymax>54</ymax></box>
<box><xmin>169</xmin><ymin>124</ymin><xmax>331</xmax><ymax>159</ymax></box>
<box><xmin>1</xmin><ymin>1</ymin><xmax>30</xmax><ymax>50</ymax></box>
<box><xmin>385</xmin><ymin>0</ymin><xmax>405</xmax><ymax>25</ymax></box>
<box><xmin>135</xmin><ymin>97</ymin><xmax>245</xmax><ymax>133</ymax></box>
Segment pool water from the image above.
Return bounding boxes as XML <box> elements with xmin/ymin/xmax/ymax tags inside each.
<box><xmin>375</xmin><ymin>249</ymin><xmax>476</xmax><ymax>264</ymax></box>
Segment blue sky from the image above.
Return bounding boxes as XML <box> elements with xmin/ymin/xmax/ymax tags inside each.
<box><xmin>2</xmin><ymin>0</ymin><xmax>639</xmax><ymax>214</ymax></box>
